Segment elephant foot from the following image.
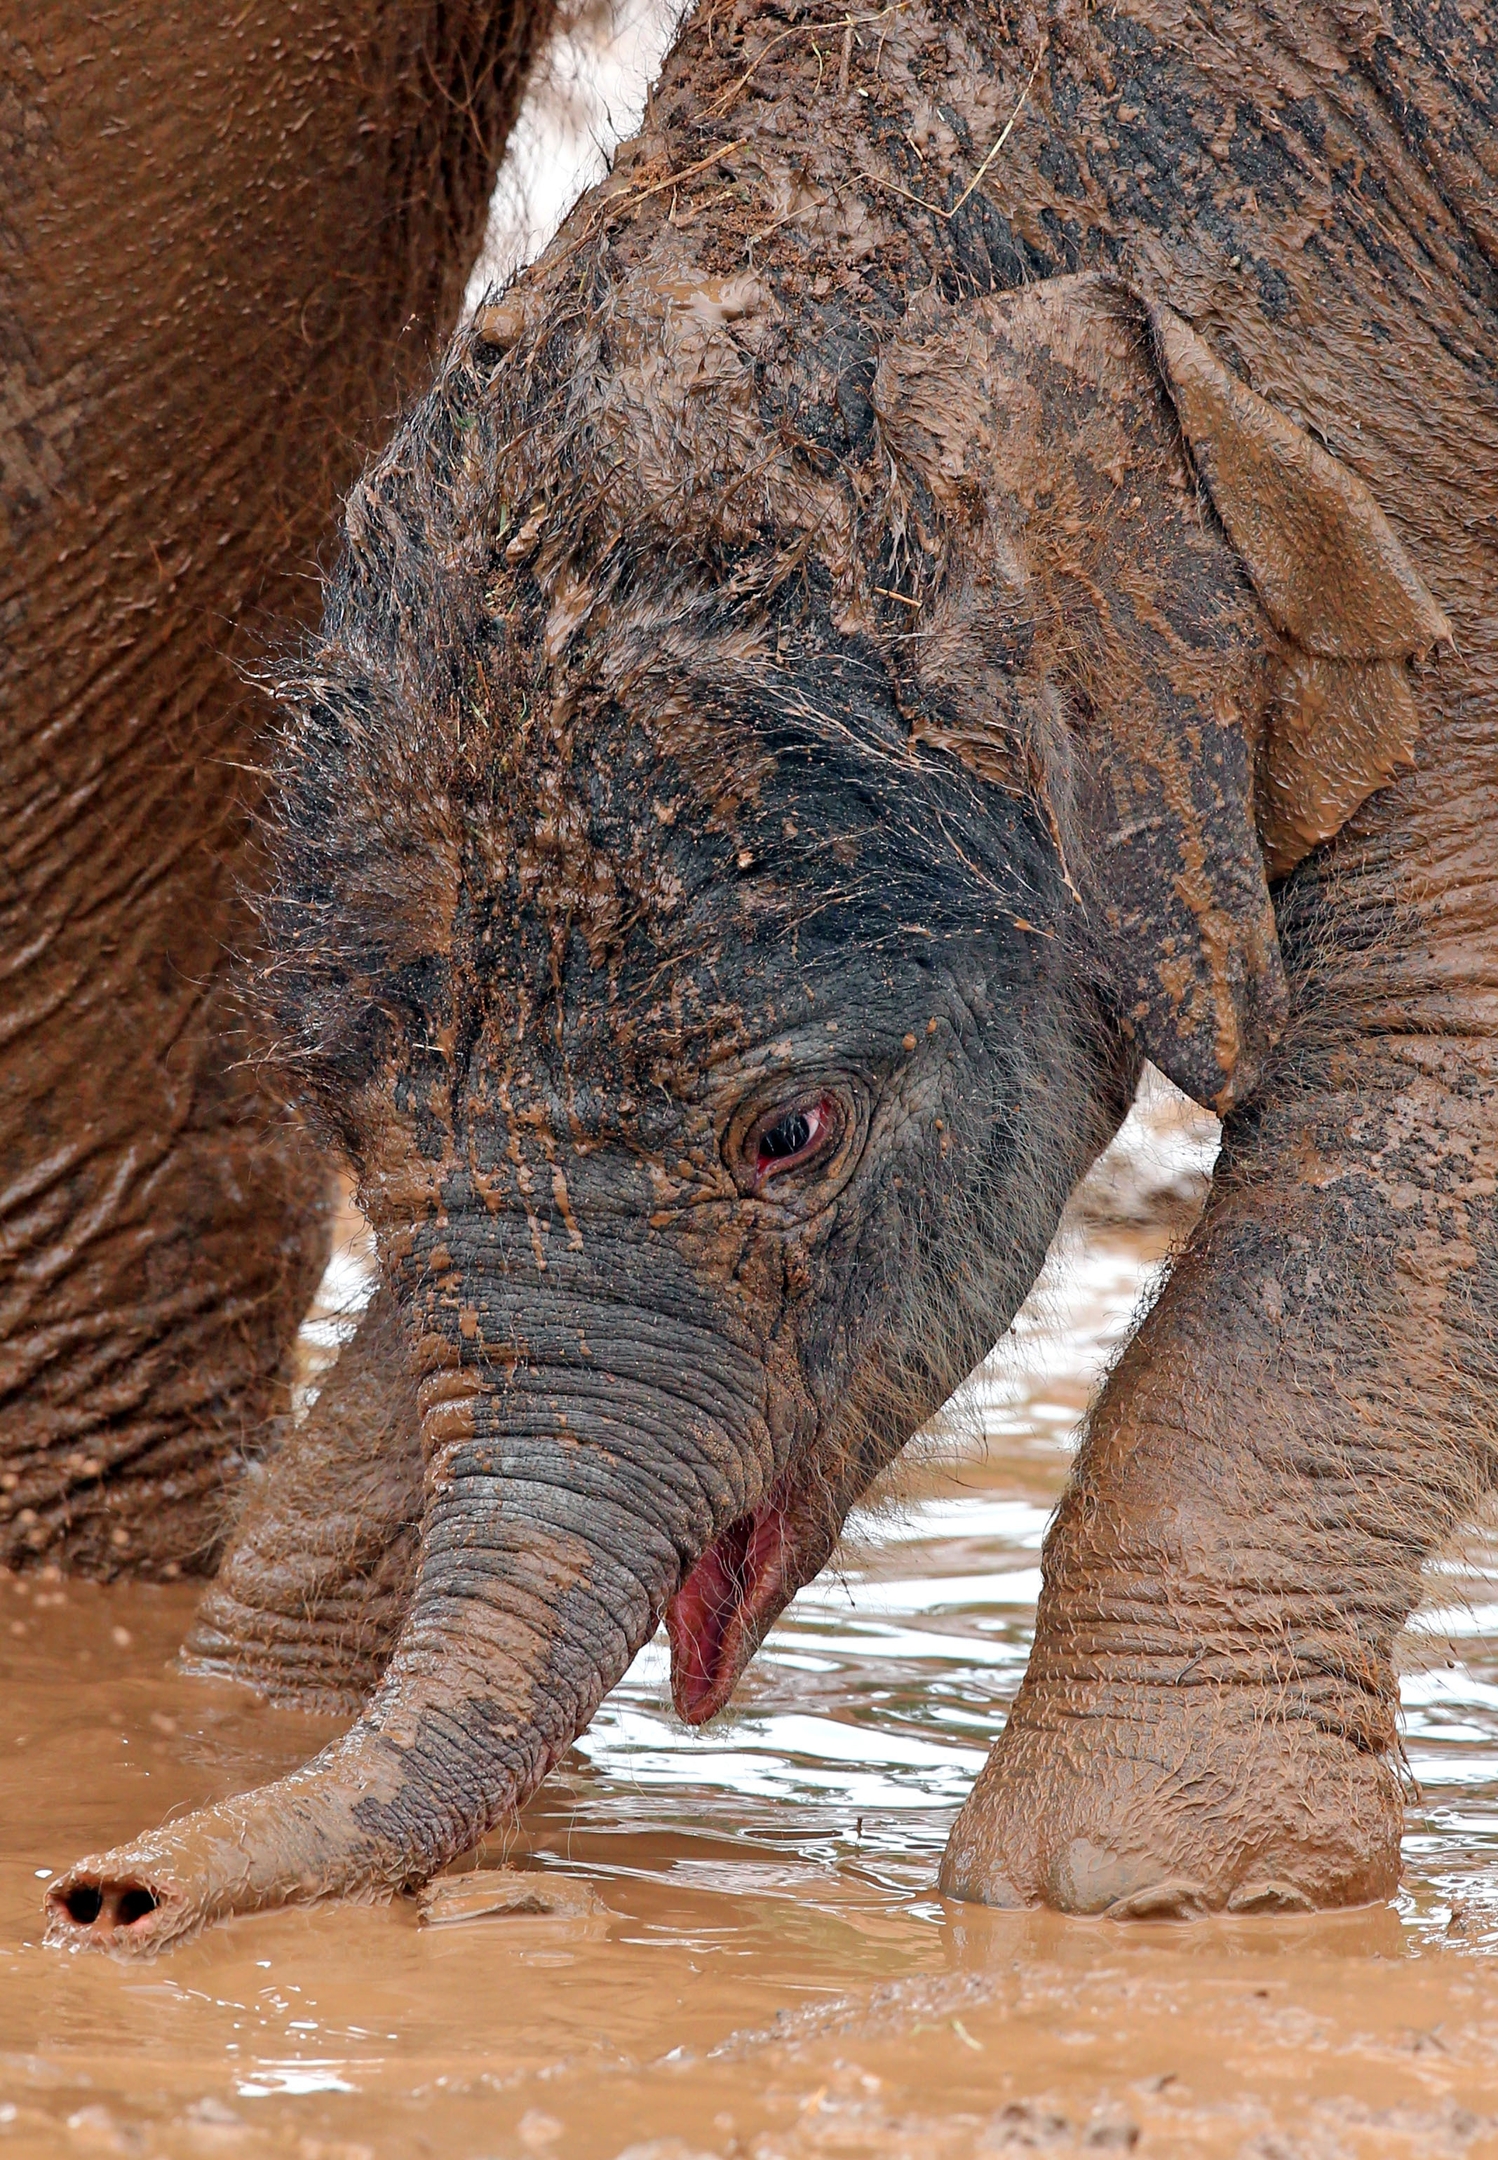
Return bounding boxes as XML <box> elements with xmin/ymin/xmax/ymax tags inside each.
<box><xmin>939</xmin><ymin>1686</ymin><xmax>1402</xmax><ymax>1917</ymax></box>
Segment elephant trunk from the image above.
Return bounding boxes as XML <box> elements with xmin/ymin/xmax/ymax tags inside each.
<box><xmin>45</xmin><ymin>1338</ymin><xmax>732</xmax><ymax>1956</ymax></box>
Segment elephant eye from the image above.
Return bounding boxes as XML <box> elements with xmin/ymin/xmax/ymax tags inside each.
<box><xmin>747</xmin><ymin>1094</ymin><xmax>843</xmax><ymax>1186</ymax></box>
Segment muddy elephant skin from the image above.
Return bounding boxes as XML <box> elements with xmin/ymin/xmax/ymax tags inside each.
<box><xmin>1</xmin><ymin>1</ymin><xmax>553</xmax><ymax>1575</ymax></box>
<box><xmin>47</xmin><ymin>0</ymin><xmax>1498</xmax><ymax>1950</ymax></box>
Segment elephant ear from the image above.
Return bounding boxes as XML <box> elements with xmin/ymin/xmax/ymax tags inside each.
<box><xmin>877</xmin><ymin>272</ymin><xmax>1284</xmax><ymax>1113</ymax></box>
<box><xmin>1146</xmin><ymin>304</ymin><xmax>1452</xmax><ymax>877</ymax></box>
<box><xmin>874</xmin><ymin>273</ymin><xmax>1447</xmax><ymax>1114</ymax></box>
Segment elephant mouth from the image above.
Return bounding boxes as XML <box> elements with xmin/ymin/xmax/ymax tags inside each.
<box><xmin>666</xmin><ymin>1466</ymin><xmax>824</xmax><ymax>1724</ymax></box>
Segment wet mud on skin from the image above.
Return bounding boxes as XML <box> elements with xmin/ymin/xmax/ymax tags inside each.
<box><xmin>10</xmin><ymin>1089</ymin><xmax>1498</xmax><ymax>2157</ymax></box>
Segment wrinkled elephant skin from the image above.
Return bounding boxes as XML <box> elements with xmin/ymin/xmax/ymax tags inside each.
<box><xmin>43</xmin><ymin>0</ymin><xmax>1498</xmax><ymax>1952</ymax></box>
<box><xmin>2</xmin><ymin>2</ymin><xmax>552</xmax><ymax>1573</ymax></box>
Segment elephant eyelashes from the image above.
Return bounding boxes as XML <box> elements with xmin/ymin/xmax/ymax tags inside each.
<box><xmin>745</xmin><ymin>1094</ymin><xmax>843</xmax><ymax>1186</ymax></box>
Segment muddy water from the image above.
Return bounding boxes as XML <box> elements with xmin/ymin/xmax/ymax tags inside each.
<box><xmin>8</xmin><ymin>1082</ymin><xmax>1498</xmax><ymax>2158</ymax></box>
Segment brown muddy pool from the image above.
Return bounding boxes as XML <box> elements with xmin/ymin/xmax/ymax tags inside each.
<box><xmin>7</xmin><ymin>1080</ymin><xmax>1498</xmax><ymax>2159</ymax></box>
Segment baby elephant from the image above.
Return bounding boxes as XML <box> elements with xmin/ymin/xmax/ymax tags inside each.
<box><xmin>50</xmin><ymin>0</ymin><xmax>1496</xmax><ymax>1952</ymax></box>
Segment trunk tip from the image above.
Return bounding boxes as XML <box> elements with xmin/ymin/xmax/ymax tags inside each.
<box><xmin>44</xmin><ymin>1863</ymin><xmax>184</xmax><ymax>1957</ymax></box>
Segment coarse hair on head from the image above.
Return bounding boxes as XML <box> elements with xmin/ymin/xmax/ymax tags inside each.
<box><xmin>256</xmin><ymin>306</ymin><xmax>1075</xmax><ymax>1164</ymax></box>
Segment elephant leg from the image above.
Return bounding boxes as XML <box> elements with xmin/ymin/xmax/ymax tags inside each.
<box><xmin>0</xmin><ymin>966</ymin><xmax>330</xmax><ymax>1578</ymax></box>
<box><xmin>943</xmin><ymin>1027</ymin><xmax>1498</xmax><ymax>1915</ymax></box>
<box><xmin>182</xmin><ymin>1285</ymin><xmax>424</xmax><ymax>1714</ymax></box>
<box><xmin>1</xmin><ymin>0</ymin><xmax>553</xmax><ymax>1579</ymax></box>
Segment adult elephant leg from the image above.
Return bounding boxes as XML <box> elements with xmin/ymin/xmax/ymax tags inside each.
<box><xmin>182</xmin><ymin>1286</ymin><xmax>423</xmax><ymax>1713</ymax></box>
<box><xmin>0</xmin><ymin>0</ymin><xmax>553</xmax><ymax>1577</ymax></box>
<box><xmin>943</xmin><ymin>1006</ymin><xmax>1498</xmax><ymax>1915</ymax></box>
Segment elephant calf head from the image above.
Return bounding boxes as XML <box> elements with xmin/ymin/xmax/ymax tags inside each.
<box><xmin>47</xmin><ymin>269</ymin><xmax>1446</xmax><ymax>1951</ymax></box>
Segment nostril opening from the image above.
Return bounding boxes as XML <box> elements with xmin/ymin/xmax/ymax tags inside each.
<box><xmin>113</xmin><ymin>1886</ymin><xmax>160</xmax><ymax>1926</ymax></box>
<box><xmin>53</xmin><ymin>1879</ymin><xmax>162</xmax><ymax>1930</ymax></box>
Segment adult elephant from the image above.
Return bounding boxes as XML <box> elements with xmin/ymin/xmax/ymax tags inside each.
<box><xmin>45</xmin><ymin>0</ymin><xmax>1498</xmax><ymax>1951</ymax></box>
<box><xmin>1</xmin><ymin>1</ymin><xmax>553</xmax><ymax>1573</ymax></box>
